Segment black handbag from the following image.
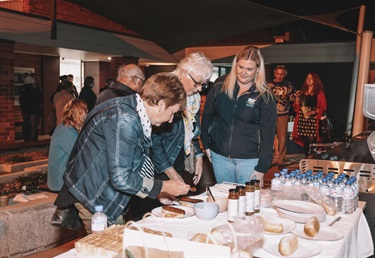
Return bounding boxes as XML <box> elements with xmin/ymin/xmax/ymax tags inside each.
<box><xmin>51</xmin><ymin>204</ymin><xmax>82</xmax><ymax>230</ymax></box>
<box><xmin>319</xmin><ymin>113</ymin><xmax>334</xmax><ymax>143</ymax></box>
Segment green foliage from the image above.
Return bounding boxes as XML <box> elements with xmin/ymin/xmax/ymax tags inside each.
<box><xmin>0</xmin><ymin>171</ymin><xmax>47</xmax><ymax>197</ymax></box>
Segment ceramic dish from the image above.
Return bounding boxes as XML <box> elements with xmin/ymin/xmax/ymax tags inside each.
<box><xmin>151</xmin><ymin>206</ymin><xmax>194</xmax><ymax>219</ymax></box>
<box><xmin>292</xmin><ymin>226</ymin><xmax>344</xmax><ymax>241</ymax></box>
<box><xmin>263</xmin><ymin>237</ymin><xmax>321</xmax><ymax>257</ymax></box>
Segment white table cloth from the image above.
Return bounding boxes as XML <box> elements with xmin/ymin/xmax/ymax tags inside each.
<box><xmin>56</xmin><ymin>183</ymin><xmax>374</xmax><ymax>258</ymax></box>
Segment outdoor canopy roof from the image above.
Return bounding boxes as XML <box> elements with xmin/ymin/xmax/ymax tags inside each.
<box><xmin>64</xmin><ymin>0</ymin><xmax>373</xmax><ymax>54</ymax></box>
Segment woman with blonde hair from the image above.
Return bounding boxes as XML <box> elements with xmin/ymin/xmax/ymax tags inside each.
<box><xmin>47</xmin><ymin>99</ymin><xmax>88</xmax><ymax>192</ymax></box>
<box><xmin>201</xmin><ymin>46</ymin><xmax>277</xmax><ymax>184</ymax></box>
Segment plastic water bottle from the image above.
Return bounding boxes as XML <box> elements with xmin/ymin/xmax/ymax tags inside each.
<box><xmin>331</xmin><ymin>180</ymin><xmax>342</xmax><ymax>211</ymax></box>
<box><xmin>349</xmin><ymin>177</ymin><xmax>359</xmax><ymax>209</ymax></box>
<box><xmin>301</xmin><ymin>173</ymin><xmax>307</xmax><ymax>185</ymax></box>
<box><xmin>279</xmin><ymin>170</ymin><xmax>286</xmax><ymax>185</ymax></box>
<box><xmin>290</xmin><ymin>172</ymin><xmax>297</xmax><ymax>184</ymax></box>
<box><xmin>312</xmin><ymin>175</ymin><xmax>321</xmax><ymax>189</ymax></box>
<box><xmin>341</xmin><ymin>181</ymin><xmax>355</xmax><ymax>214</ymax></box>
<box><xmin>320</xmin><ymin>178</ymin><xmax>330</xmax><ymax>197</ymax></box>
<box><xmin>271</xmin><ymin>173</ymin><xmax>282</xmax><ymax>201</ymax></box>
<box><xmin>306</xmin><ymin>176</ymin><xmax>314</xmax><ymax>187</ymax></box>
<box><xmin>91</xmin><ymin>205</ymin><xmax>108</xmax><ymax>232</ymax></box>
<box><xmin>284</xmin><ymin>174</ymin><xmax>293</xmax><ymax>187</ymax></box>
<box><xmin>294</xmin><ymin>174</ymin><xmax>302</xmax><ymax>186</ymax></box>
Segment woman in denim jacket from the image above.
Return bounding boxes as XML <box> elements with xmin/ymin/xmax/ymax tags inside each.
<box><xmin>55</xmin><ymin>73</ymin><xmax>190</xmax><ymax>233</ymax></box>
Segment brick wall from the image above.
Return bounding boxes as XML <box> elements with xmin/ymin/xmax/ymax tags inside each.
<box><xmin>27</xmin><ymin>0</ymin><xmax>140</xmax><ymax>36</ymax></box>
<box><xmin>0</xmin><ymin>40</ymin><xmax>15</xmax><ymax>142</ymax></box>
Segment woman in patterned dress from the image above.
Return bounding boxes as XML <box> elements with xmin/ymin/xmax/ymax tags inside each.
<box><xmin>292</xmin><ymin>72</ymin><xmax>327</xmax><ymax>156</ymax></box>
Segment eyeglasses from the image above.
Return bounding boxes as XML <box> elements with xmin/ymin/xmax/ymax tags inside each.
<box><xmin>188</xmin><ymin>74</ymin><xmax>209</xmax><ymax>90</ymax></box>
<box><xmin>134</xmin><ymin>75</ymin><xmax>145</xmax><ymax>85</ymax></box>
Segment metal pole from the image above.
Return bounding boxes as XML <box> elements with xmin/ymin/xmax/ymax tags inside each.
<box><xmin>352</xmin><ymin>30</ymin><xmax>374</xmax><ymax>136</ymax></box>
<box><xmin>51</xmin><ymin>0</ymin><xmax>57</xmax><ymax>40</ymax></box>
<box><xmin>346</xmin><ymin>5</ymin><xmax>366</xmax><ymax>136</ymax></box>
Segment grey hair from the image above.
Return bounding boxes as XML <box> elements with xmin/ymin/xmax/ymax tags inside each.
<box><xmin>117</xmin><ymin>63</ymin><xmax>145</xmax><ymax>81</ymax></box>
<box><xmin>175</xmin><ymin>52</ymin><xmax>213</xmax><ymax>81</ymax></box>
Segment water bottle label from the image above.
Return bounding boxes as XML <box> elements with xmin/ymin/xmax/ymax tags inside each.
<box><xmin>92</xmin><ymin>217</ymin><xmax>107</xmax><ymax>232</ymax></box>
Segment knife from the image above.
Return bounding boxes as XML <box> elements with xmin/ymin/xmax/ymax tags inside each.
<box><xmin>329</xmin><ymin>216</ymin><xmax>342</xmax><ymax>226</ymax></box>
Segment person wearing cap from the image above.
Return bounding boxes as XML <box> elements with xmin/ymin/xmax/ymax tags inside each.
<box><xmin>19</xmin><ymin>74</ymin><xmax>41</xmax><ymax>141</ymax></box>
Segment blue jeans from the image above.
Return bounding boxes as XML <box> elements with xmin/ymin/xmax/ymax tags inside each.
<box><xmin>211</xmin><ymin>150</ymin><xmax>259</xmax><ymax>184</ymax></box>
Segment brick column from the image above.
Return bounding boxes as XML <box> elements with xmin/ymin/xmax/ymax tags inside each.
<box><xmin>109</xmin><ymin>56</ymin><xmax>139</xmax><ymax>80</ymax></box>
<box><xmin>0</xmin><ymin>39</ymin><xmax>15</xmax><ymax>142</ymax></box>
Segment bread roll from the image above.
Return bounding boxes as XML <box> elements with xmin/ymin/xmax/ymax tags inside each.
<box><xmin>190</xmin><ymin>233</ymin><xmax>213</xmax><ymax>243</ymax></box>
<box><xmin>262</xmin><ymin>217</ymin><xmax>284</xmax><ymax>233</ymax></box>
<box><xmin>161</xmin><ymin>206</ymin><xmax>185</xmax><ymax>218</ymax></box>
<box><xmin>304</xmin><ymin>216</ymin><xmax>320</xmax><ymax>237</ymax></box>
<box><xmin>179</xmin><ymin>197</ymin><xmax>203</xmax><ymax>208</ymax></box>
<box><xmin>278</xmin><ymin>235</ymin><xmax>298</xmax><ymax>256</ymax></box>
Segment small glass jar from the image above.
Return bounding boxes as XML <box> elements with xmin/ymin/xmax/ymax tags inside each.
<box><xmin>253</xmin><ymin>180</ymin><xmax>261</xmax><ymax>213</ymax></box>
<box><xmin>236</xmin><ymin>185</ymin><xmax>246</xmax><ymax>219</ymax></box>
<box><xmin>227</xmin><ymin>188</ymin><xmax>239</xmax><ymax>222</ymax></box>
<box><xmin>245</xmin><ymin>181</ymin><xmax>255</xmax><ymax>216</ymax></box>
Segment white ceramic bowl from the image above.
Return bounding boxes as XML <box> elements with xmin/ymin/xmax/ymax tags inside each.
<box><xmin>194</xmin><ymin>202</ymin><xmax>219</xmax><ymax>220</ymax></box>
<box><xmin>206</xmin><ymin>196</ymin><xmax>228</xmax><ymax>213</ymax></box>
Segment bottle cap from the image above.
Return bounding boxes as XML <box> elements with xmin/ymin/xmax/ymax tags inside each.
<box><xmin>95</xmin><ymin>205</ymin><xmax>103</xmax><ymax>212</ymax></box>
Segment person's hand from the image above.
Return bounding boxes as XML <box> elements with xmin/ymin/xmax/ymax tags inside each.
<box><xmin>205</xmin><ymin>149</ymin><xmax>212</xmax><ymax>163</ymax></box>
<box><xmin>161</xmin><ymin>180</ymin><xmax>190</xmax><ymax>196</ymax></box>
<box><xmin>193</xmin><ymin>156</ymin><xmax>203</xmax><ymax>185</ymax></box>
<box><xmin>250</xmin><ymin>171</ymin><xmax>264</xmax><ymax>180</ymax></box>
<box><xmin>250</xmin><ymin>171</ymin><xmax>265</xmax><ymax>188</ymax></box>
<box><xmin>157</xmin><ymin>192</ymin><xmax>177</xmax><ymax>205</ymax></box>
<box><xmin>164</xmin><ymin>168</ymin><xmax>184</xmax><ymax>183</ymax></box>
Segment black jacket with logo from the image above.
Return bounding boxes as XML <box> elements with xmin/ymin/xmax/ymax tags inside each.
<box><xmin>201</xmin><ymin>76</ymin><xmax>277</xmax><ymax>173</ymax></box>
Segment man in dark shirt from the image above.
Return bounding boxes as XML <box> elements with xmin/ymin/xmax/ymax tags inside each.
<box><xmin>79</xmin><ymin>76</ymin><xmax>97</xmax><ymax>112</ymax></box>
<box><xmin>95</xmin><ymin>64</ymin><xmax>145</xmax><ymax>106</ymax></box>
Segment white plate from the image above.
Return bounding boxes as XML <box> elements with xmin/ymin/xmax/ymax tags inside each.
<box><xmin>274</xmin><ymin>200</ymin><xmax>326</xmax><ymax>223</ymax></box>
<box><xmin>276</xmin><ymin>207</ymin><xmax>326</xmax><ymax>223</ymax></box>
<box><xmin>262</xmin><ymin>217</ymin><xmax>296</xmax><ymax>235</ymax></box>
<box><xmin>263</xmin><ymin>238</ymin><xmax>321</xmax><ymax>257</ymax></box>
<box><xmin>151</xmin><ymin>206</ymin><xmax>194</xmax><ymax>219</ymax></box>
<box><xmin>273</xmin><ymin>200</ymin><xmax>325</xmax><ymax>214</ymax></box>
<box><xmin>292</xmin><ymin>226</ymin><xmax>344</xmax><ymax>241</ymax></box>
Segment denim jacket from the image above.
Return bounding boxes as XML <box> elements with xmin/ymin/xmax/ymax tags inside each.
<box><xmin>63</xmin><ymin>95</ymin><xmax>162</xmax><ymax>224</ymax></box>
<box><xmin>151</xmin><ymin>112</ymin><xmax>203</xmax><ymax>178</ymax></box>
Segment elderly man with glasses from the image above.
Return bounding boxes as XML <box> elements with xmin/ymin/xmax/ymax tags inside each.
<box><xmin>268</xmin><ymin>65</ymin><xmax>296</xmax><ymax>169</ymax></box>
<box><xmin>95</xmin><ymin>63</ymin><xmax>145</xmax><ymax>106</ymax></box>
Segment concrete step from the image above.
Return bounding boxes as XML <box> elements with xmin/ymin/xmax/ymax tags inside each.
<box><xmin>0</xmin><ymin>159</ymin><xmax>48</xmax><ymax>173</ymax></box>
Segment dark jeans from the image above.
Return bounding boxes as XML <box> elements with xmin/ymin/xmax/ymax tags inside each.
<box><xmin>23</xmin><ymin>114</ymin><xmax>39</xmax><ymax>142</ymax></box>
